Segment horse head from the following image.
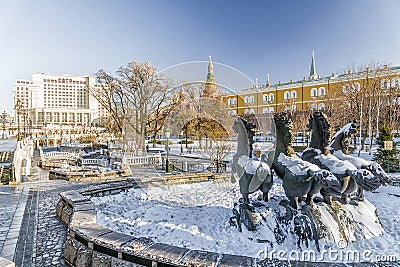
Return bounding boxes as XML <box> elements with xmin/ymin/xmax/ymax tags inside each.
<box><xmin>341</xmin><ymin>123</ymin><xmax>357</xmax><ymax>153</ymax></box>
<box><xmin>309</xmin><ymin>112</ymin><xmax>331</xmax><ymax>152</ymax></box>
<box><xmin>274</xmin><ymin>112</ymin><xmax>295</xmax><ymax>156</ymax></box>
<box><xmin>330</xmin><ymin>122</ymin><xmax>357</xmax><ymax>153</ymax></box>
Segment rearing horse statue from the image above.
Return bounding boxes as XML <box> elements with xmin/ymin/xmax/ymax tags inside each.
<box><xmin>272</xmin><ymin>112</ymin><xmax>341</xmax><ymax>209</ymax></box>
<box><xmin>330</xmin><ymin>122</ymin><xmax>391</xmax><ymax>189</ymax></box>
<box><xmin>232</xmin><ymin>117</ymin><xmax>273</xmax><ymax>205</ymax></box>
<box><xmin>302</xmin><ymin>112</ymin><xmax>380</xmax><ymax>204</ymax></box>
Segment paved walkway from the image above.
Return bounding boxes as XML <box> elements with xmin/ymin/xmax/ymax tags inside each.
<box><xmin>0</xmin><ymin>186</ymin><xmax>29</xmax><ymax>262</ymax></box>
<box><xmin>0</xmin><ymin>181</ymin><xmax>92</xmax><ymax>266</ymax></box>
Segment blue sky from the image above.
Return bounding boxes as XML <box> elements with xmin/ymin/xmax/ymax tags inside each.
<box><xmin>1</xmin><ymin>0</ymin><xmax>400</xmax><ymax>113</ymax></box>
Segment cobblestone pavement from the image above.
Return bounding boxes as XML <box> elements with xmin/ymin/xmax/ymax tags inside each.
<box><xmin>0</xmin><ymin>186</ymin><xmax>29</xmax><ymax>262</ymax></box>
<box><xmin>0</xmin><ymin>181</ymin><xmax>96</xmax><ymax>267</ymax></box>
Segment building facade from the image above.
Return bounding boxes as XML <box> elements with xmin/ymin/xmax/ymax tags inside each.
<box><xmin>13</xmin><ymin>73</ymin><xmax>107</xmax><ymax>127</ymax></box>
<box><xmin>223</xmin><ymin>53</ymin><xmax>400</xmax><ymax>116</ymax></box>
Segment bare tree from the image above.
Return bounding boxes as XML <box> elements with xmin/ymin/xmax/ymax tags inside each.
<box><xmin>330</xmin><ymin>63</ymin><xmax>399</xmax><ymax>150</ymax></box>
<box><xmin>90</xmin><ymin>70</ymin><xmax>127</xmax><ymax>135</ymax></box>
<box><xmin>208</xmin><ymin>140</ymin><xmax>232</xmax><ymax>172</ymax></box>
<box><xmin>90</xmin><ymin>61</ymin><xmax>179</xmax><ymax>153</ymax></box>
<box><xmin>146</xmin><ymin>88</ymin><xmax>184</xmax><ymax>148</ymax></box>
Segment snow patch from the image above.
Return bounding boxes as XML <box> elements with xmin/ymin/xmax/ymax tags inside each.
<box><xmin>333</xmin><ymin>150</ymin><xmax>369</xmax><ymax>168</ymax></box>
<box><xmin>317</xmin><ymin>154</ymin><xmax>357</xmax><ymax>174</ymax></box>
<box><xmin>277</xmin><ymin>153</ymin><xmax>320</xmax><ymax>175</ymax></box>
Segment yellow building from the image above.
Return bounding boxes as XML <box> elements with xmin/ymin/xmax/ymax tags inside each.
<box><xmin>223</xmin><ymin>53</ymin><xmax>400</xmax><ymax>116</ymax></box>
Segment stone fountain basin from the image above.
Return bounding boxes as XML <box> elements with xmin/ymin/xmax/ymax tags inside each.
<box><xmin>56</xmin><ymin>175</ymin><xmax>399</xmax><ymax>266</ymax></box>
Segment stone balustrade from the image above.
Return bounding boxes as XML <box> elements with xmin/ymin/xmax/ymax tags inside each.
<box><xmin>81</xmin><ymin>158</ymin><xmax>107</xmax><ymax>167</ymax></box>
<box><xmin>41</xmin><ymin>151</ymin><xmax>80</xmax><ymax>161</ymax></box>
<box><xmin>122</xmin><ymin>154</ymin><xmax>162</xmax><ymax>166</ymax></box>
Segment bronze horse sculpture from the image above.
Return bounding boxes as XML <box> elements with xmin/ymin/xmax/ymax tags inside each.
<box><xmin>272</xmin><ymin>112</ymin><xmax>341</xmax><ymax>209</ymax></box>
<box><xmin>330</xmin><ymin>122</ymin><xmax>391</xmax><ymax>189</ymax></box>
<box><xmin>302</xmin><ymin>112</ymin><xmax>380</xmax><ymax>204</ymax></box>
<box><xmin>232</xmin><ymin>117</ymin><xmax>273</xmax><ymax>205</ymax></box>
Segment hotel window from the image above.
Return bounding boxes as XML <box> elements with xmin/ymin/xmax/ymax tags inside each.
<box><xmin>244</xmin><ymin>96</ymin><xmax>249</xmax><ymax>104</ymax></box>
<box><xmin>311</xmin><ymin>88</ymin><xmax>317</xmax><ymax>97</ymax></box>
<box><xmin>263</xmin><ymin>94</ymin><xmax>268</xmax><ymax>102</ymax></box>
<box><xmin>310</xmin><ymin>104</ymin><xmax>316</xmax><ymax>111</ymax></box>
<box><xmin>284</xmin><ymin>91</ymin><xmax>290</xmax><ymax>100</ymax></box>
<box><xmin>232</xmin><ymin>98</ymin><xmax>237</xmax><ymax>105</ymax></box>
<box><xmin>291</xmin><ymin>90</ymin><xmax>297</xmax><ymax>99</ymax></box>
<box><xmin>318</xmin><ymin>103</ymin><xmax>326</xmax><ymax>111</ymax></box>
<box><xmin>319</xmin><ymin>87</ymin><xmax>326</xmax><ymax>96</ymax></box>
<box><xmin>228</xmin><ymin>98</ymin><xmax>232</xmax><ymax>106</ymax></box>
<box><xmin>269</xmin><ymin>107</ymin><xmax>274</xmax><ymax>113</ymax></box>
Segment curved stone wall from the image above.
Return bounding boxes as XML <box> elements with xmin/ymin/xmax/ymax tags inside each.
<box><xmin>57</xmin><ymin>175</ymin><xmax>374</xmax><ymax>266</ymax></box>
<box><xmin>56</xmin><ymin>174</ymin><xmax>268</xmax><ymax>267</ymax></box>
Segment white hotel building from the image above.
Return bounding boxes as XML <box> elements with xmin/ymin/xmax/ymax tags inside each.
<box><xmin>13</xmin><ymin>73</ymin><xmax>107</xmax><ymax>127</ymax></box>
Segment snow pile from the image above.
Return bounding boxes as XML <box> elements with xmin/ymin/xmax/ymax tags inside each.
<box><xmin>332</xmin><ymin>150</ymin><xmax>370</xmax><ymax>169</ymax></box>
<box><xmin>277</xmin><ymin>153</ymin><xmax>320</xmax><ymax>175</ymax></box>
<box><xmin>330</xmin><ymin>123</ymin><xmax>355</xmax><ymax>143</ymax></box>
<box><xmin>92</xmin><ymin>180</ymin><xmax>398</xmax><ymax>261</ymax></box>
<box><xmin>317</xmin><ymin>153</ymin><xmax>357</xmax><ymax>174</ymax></box>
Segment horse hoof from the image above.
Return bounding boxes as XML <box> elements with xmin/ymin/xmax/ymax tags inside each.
<box><xmin>313</xmin><ymin>195</ymin><xmax>324</xmax><ymax>203</ymax></box>
<box><xmin>349</xmin><ymin>199</ymin><xmax>358</xmax><ymax>206</ymax></box>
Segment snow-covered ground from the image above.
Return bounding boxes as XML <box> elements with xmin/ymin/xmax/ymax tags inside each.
<box><xmin>0</xmin><ymin>139</ymin><xmax>17</xmax><ymax>152</ymax></box>
<box><xmin>92</xmin><ymin>178</ymin><xmax>400</xmax><ymax>262</ymax></box>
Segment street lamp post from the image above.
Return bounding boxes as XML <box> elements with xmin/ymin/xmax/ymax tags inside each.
<box><xmin>180</xmin><ymin>130</ymin><xmax>184</xmax><ymax>155</ymax></box>
<box><xmin>1</xmin><ymin>111</ymin><xmax>7</xmax><ymax>139</ymax></box>
<box><xmin>15</xmin><ymin>99</ymin><xmax>22</xmax><ymax>141</ymax></box>
<box><xmin>165</xmin><ymin>127</ymin><xmax>171</xmax><ymax>173</ymax></box>
<box><xmin>28</xmin><ymin>119</ymin><xmax>32</xmax><ymax>138</ymax></box>
<box><xmin>23</xmin><ymin>110</ymin><xmax>27</xmax><ymax>139</ymax></box>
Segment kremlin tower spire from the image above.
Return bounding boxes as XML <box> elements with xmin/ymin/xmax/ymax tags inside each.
<box><xmin>309</xmin><ymin>51</ymin><xmax>318</xmax><ymax>80</ymax></box>
<box><xmin>208</xmin><ymin>55</ymin><xmax>214</xmax><ymax>74</ymax></box>
<box><xmin>203</xmin><ymin>56</ymin><xmax>219</xmax><ymax>98</ymax></box>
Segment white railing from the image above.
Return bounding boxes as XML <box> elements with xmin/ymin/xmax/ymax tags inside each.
<box><xmin>60</xmin><ymin>142</ymin><xmax>92</xmax><ymax>148</ymax></box>
<box><xmin>122</xmin><ymin>154</ymin><xmax>162</xmax><ymax>166</ymax></box>
<box><xmin>81</xmin><ymin>158</ymin><xmax>107</xmax><ymax>167</ymax></box>
<box><xmin>42</xmin><ymin>151</ymin><xmax>80</xmax><ymax>160</ymax></box>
